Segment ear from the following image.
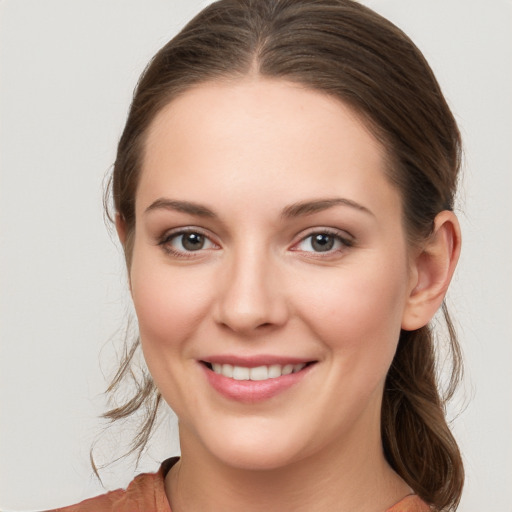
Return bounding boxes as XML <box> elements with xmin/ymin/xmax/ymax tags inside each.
<box><xmin>115</xmin><ymin>213</ymin><xmax>127</xmax><ymax>246</ymax></box>
<box><xmin>115</xmin><ymin>213</ymin><xmax>134</xmax><ymax>292</ymax></box>
<box><xmin>401</xmin><ymin>210</ymin><xmax>461</xmax><ymax>331</ymax></box>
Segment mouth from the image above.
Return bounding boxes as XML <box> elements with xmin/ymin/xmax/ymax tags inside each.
<box><xmin>199</xmin><ymin>358</ymin><xmax>317</xmax><ymax>402</ymax></box>
<box><xmin>201</xmin><ymin>361</ymin><xmax>315</xmax><ymax>381</ymax></box>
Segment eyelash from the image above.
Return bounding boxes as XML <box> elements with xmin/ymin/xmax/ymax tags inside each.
<box><xmin>292</xmin><ymin>228</ymin><xmax>354</xmax><ymax>256</ymax></box>
<box><xmin>158</xmin><ymin>228</ymin><xmax>218</xmax><ymax>259</ymax></box>
<box><xmin>157</xmin><ymin>227</ymin><xmax>354</xmax><ymax>259</ymax></box>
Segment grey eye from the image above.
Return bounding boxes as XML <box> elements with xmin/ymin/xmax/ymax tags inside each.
<box><xmin>177</xmin><ymin>232</ymin><xmax>206</xmax><ymax>251</ymax></box>
<box><xmin>310</xmin><ymin>233</ymin><xmax>335</xmax><ymax>252</ymax></box>
<box><xmin>160</xmin><ymin>229</ymin><xmax>217</xmax><ymax>257</ymax></box>
<box><xmin>295</xmin><ymin>232</ymin><xmax>349</xmax><ymax>253</ymax></box>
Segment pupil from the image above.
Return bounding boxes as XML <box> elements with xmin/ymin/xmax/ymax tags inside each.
<box><xmin>183</xmin><ymin>233</ymin><xmax>204</xmax><ymax>251</ymax></box>
<box><xmin>312</xmin><ymin>234</ymin><xmax>334</xmax><ymax>252</ymax></box>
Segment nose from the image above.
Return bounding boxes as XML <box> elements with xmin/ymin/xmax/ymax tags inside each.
<box><xmin>213</xmin><ymin>248</ymin><xmax>289</xmax><ymax>335</ymax></box>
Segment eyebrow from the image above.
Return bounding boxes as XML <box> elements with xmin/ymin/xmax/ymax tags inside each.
<box><xmin>144</xmin><ymin>198</ymin><xmax>216</xmax><ymax>217</ymax></box>
<box><xmin>144</xmin><ymin>197</ymin><xmax>373</xmax><ymax>218</ymax></box>
<box><xmin>281</xmin><ymin>198</ymin><xmax>374</xmax><ymax>218</ymax></box>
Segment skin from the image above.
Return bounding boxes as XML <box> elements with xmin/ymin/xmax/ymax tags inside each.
<box><xmin>118</xmin><ymin>78</ymin><xmax>460</xmax><ymax>512</ymax></box>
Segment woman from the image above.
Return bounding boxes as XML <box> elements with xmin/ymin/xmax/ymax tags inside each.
<box><xmin>53</xmin><ymin>0</ymin><xmax>464</xmax><ymax>510</ymax></box>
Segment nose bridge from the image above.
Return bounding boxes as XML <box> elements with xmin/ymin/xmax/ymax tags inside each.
<box><xmin>215</xmin><ymin>239</ymin><xmax>287</xmax><ymax>333</ymax></box>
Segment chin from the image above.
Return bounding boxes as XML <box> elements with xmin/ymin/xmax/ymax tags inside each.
<box><xmin>214</xmin><ymin>443</ymin><xmax>304</xmax><ymax>472</ymax></box>
<box><xmin>191</xmin><ymin>418</ymin><xmax>318</xmax><ymax>472</ymax></box>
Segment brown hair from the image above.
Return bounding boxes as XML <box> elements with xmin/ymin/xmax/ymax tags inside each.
<box><xmin>101</xmin><ymin>0</ymin><xmax>464</xmax><ymax>509</ymax></box>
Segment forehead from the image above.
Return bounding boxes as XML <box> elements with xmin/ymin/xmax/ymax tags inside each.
<box><xmin>138</xmin><ymin>78</ymin><xmax>400</xmax><ymax>221</ymax></box>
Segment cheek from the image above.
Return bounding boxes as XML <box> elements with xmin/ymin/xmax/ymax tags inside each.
<box><xmin>294</xmin><ymin>258</ymin><xmax>409</xmax><ymax>360</ymax></box>
<box><xmin>128</xmin><ymin>251</ymin><xmax>216</xmax><ymax>416</ymax></box>
<box><xmin>129</xmin><ymin>253</ymin><xmax>213</xmax><ymax>353</ymax></box>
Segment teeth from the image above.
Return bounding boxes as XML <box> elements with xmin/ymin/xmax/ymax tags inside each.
<box><xmin>222</xmin><ymin>363</ymin><xmax>233</xmax><ymax>378</ymax></box>
<box><xmin>233</xmin><ymin>366</ymin><xmax>250</xmax><ymax>380</ymax></box>
<box><xmin>268</xmin><ymin>364</ymin><xmax>282</xmax><ymax>378</ymax></box>
<box><xmin>210</xmin><ymin>363</ymin><xmax>307</xmax><ymax>380</ymax></box>
<box><xmin>250</xmin><ymin>366</ymin><xmax>268</xmax><ymax>381</ymax></box>
<box><xmin>282</xmin><ymin>364</ymin><xmax>294</xmax><ymax>375</ymax></box>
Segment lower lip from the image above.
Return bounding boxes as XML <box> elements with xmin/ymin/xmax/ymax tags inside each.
<box><xmin>201</xmin><ymin>363</ymin><xmax>314</xmax><ymax>403</ymax></box>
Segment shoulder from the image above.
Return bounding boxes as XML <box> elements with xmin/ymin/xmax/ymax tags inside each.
<box><xmin>47</xmin><ymin>458</ymin><xmax>178</xmax><ymax>512</ymax></box>
<box><xmin>386</xmin><ymin>495</ymin><xmax>431</xmax><ymax>512</ymax></box>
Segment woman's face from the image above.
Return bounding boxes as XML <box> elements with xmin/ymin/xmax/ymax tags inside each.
<box><xmin>129</xmin><ymin>79</ymin><xmax>417</xmax><ymax>470</ymax></box>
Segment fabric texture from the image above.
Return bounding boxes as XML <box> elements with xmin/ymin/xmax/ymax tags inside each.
<box><xmin>49</xmin><ymin>458</ymin><xmax>177</xmax><ymax>512</ymax></box>
<box><xmin>50</xmin><ymin>457</ymin><xmax>430</xmax><ymax>512</ymax></box>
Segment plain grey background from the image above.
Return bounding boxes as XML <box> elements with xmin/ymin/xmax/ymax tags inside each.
<box><xmin>1</xmin><ymin>1</ymin><xmax>511</xmax><ymax>510</ymax></box>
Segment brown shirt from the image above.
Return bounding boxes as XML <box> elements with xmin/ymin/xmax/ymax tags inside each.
<box><xmin>50</xmin><ymin>457</ymin><xmax>430</xmax><ymax>512</ymax></box>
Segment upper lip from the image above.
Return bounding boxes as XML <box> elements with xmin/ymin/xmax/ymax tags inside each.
<box><xmin>201</xmin><ymin>354</ymin><xmax>316</xmax><ymax>368</ymax></box>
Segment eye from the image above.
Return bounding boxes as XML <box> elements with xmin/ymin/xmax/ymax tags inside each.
<box><xmin>159</xmin><ymin>229</ymin><xmax>217</xmax><ymax>256</ymax></box>
<box><xmin>294</xmin><ymin>230</ymin><xmax>353</xmax><ymax>254</ymax></box>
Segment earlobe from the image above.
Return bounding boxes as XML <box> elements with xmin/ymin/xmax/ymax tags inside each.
<box><xmin>401</xmin><ymin>210</ymin><xmax>461</xmax><ymax>331</ymax></box>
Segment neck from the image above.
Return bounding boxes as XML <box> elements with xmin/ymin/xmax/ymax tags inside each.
<box><xmin>166</xmin><ymin>404</ymin><xmax>411</xmax><ymax>512</ymax></box>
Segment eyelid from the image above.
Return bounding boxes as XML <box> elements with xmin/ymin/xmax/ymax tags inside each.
<box><xmin>158</xmin><ymin>226</ymin><xmax>220</xmax><ymax>257</ymax></box>
<box><xmin>290</xmin><ymin>227</ymin><xmax>354</xmax><ymax>253</ymax></box>
<box><xmin>156</xmin><ymin>225</ymin><xmax>354</xmax><ymax>258</ymax></box>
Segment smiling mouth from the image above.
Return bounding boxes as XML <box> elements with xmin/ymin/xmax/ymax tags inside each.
<box><xmin>201</xmin><ymin>361</ymin><xmax>316</xmax><ymax>381</ymax></box>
